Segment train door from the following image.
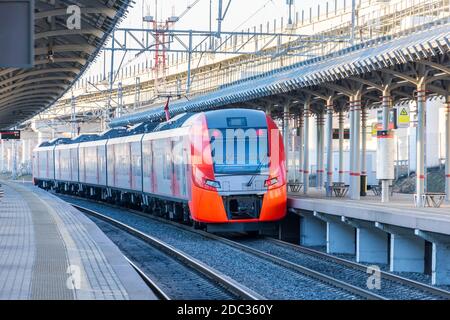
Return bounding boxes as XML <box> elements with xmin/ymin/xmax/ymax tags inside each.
<box><xmin>107</xmin><ymin>143</ymin><xmax>115</xmax><ymax>188</ymax></box>
<box><xmin>153</xmin><ymin>138</ymin><xmax>172</xmax><ymax>196</ymax></box>
<box><xmin>172</xmin><ymin>135</ymin><xmax>189</xmax><ymax>199</ymax></box>
<box><xmin>171</xmin><ymin>138</ymin><xmax>181</xmax><ymax>198</ymax></box>
<box><xmin>142</xmin><ymin>139</ymin><xmax>153</xmax><ymax>194</ymax></box>
<box><xmin>98</xmin><ymin>145</ymin><xmax>106</xmax><ymax>186</ymax></box>
<box><xmin>130</xmin><ymin>141</ymin><xmax>142</xmax><ymax>191</ymax></box>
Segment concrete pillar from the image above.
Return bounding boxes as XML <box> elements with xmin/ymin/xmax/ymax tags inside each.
<box><xmin>326</xmin><ymin>98</ymin><xmax>334</xmax><ymax>196</ymax></box>
<box><xmin>303</xmin><ymin>101</ymin><xmax>310</xmax><ymax>194</ymax></box>
<box><xmin>432</xmin><ymin>242</ymin><xmax>450</xmax><ymax>285</ymax></box>
<box><xmin>343</xmin><ymin>218</ymin><xmax>388</xmax><ymax>263</ymax></box>
<box><xmin>338</xmin><ymin>110</ymin><xmax>344</xmax><ymax>183</ymax></box>
<box><xmin>377</xmin><ymin>223</ymin><xmax>424</xmax><ymax>272</ymax></box>
<box><xmin>357</xmin><ymin>228</ymin><xmax>389</xmax><ymax>264</ymax></box>
<box><xmin>298</xmin><ymin>111</ymin><xmax>304</xmax><ymax>184</ymax></box>
<box><xmin>446</xmin><ymin>95</ymin><xmax>450</xmax><ymax>202</ymax></box>
<box><xmin>316</xmin><ymin>111</ymin><xmax>325</xmax><ymax>189</ymax></box>
<box><xmin>355</xmin><ymin>223</ymin><xmax>389</xmax><ymax>265</ymax></box>
<box><xmin>415</xmin><ymin>230</ymin><xmax>450</xmax><ymax>285</ymax></box>
<box><xmin>415</xmin><ymin>79</ymin><xmax>426</xmax><ymax>207</ymax></box>
<box><xmin>283</xmin><ymin>104</ymin><xmax>290</xmax><ymax>181</ymax></box>
<box><xmin>265</xmin><ymin>104</ymin><xmax>272</xmax><ymax>116</ymax></box>
<box><xmin>381</xmin><ymin>90</ymin><xmax>392</xmax><ymax>203</ymax></box>
<box><xmin>326</xmin><ymin>220</ymin><xmax>355</xmax><ymax>254</ymax></box>
<box><xmin>391</xmin><ymin>234</ymin><xmax>425</xmax><ymax>273</ymax></box>
<box><xmin>299</xmin><ymin>213</ymin><xmax>326</xmax><ymax>246</ymax></box>
<box><xmin>360</xmin><ymin>106</ymin><xmax>367</xmax><ymax>196</ymax></box>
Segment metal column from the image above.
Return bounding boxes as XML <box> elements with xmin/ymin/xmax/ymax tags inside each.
<box><xmin>361</xmin><ymin>106</ymin><xmax>367</xmax><ymax>196</ymax></box>
<box><xmin>293</xmin><ymin>115</ymin><xmax>299</xmax><ymax>183</ymax></box>
<box><xmin>381</xmin><ymin>90</ymin><xmax>392</xmax><ymax>202</ymax></box>
<box><xmin>71</xmin><ymin>94</ymin><xmax>76</xmax><ymax>138</ymax></box>
<box><xmin>117</xmin><ymin>82</ymin><xmax>123</xmax><ymax>118</ymax></box>
<box><xmin>298</xmin><ymin>110</ymin><xmax>304</xmax><ymax>184</ymax></box>
<box><xmin>338</xmin><ymin>110</ymin><xmax>344</xmax><ymax>183</ymax></box>
<box><xmin>11</xmin><ymin>140</ymin><xmax>17</xmax><ymax>180</ymax></box>
<box><xmin>0</xmin><ymin>140</ymin><xmax>4</xmax><ymax>173</ymax></box>
<box><xmin>349</xmin><ymin>97</ymin><xmax>354</xmax><ymax>197</ymax></box>
<box><xmin>351</xmin><ymin>94</ymin><xmax>361</xmax><ymax>200</ymax></box>
<box><xmin>446</xmin><ymin>94</ymin><xmax>450</xmax><ymax>202</ymax></box>
<box><xmin>303</xmin><ymin>101</ymin><xmax>310</xmax><ymax>194</ymax></box>
<box><xmin>326</xmin><ymin>99</ymin><xmax>334</xmax><ymax>196</ymax></box>
<box><xmin>316</xmin><ymin>111</ymin><xmax>325</xmax><ymax>190</ymax></box>
<box><xmin>284</xmin><ymin>104</ymin><xmax>290</xmax><ymax>181</ymax></box>
<box><xmin>186</xmin><ymin>30</ymin><xmax>193</xmax><ymax>94</ymax></box>
<box><xmin>415</xmin><ymin>80</ymin><xmax>426</xmax><ymax>207</ymax></box>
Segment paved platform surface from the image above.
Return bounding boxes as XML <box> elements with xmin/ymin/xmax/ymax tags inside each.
<box><xmin>0</xmin><ymin>180</ymin><xmax>156</xmax><ymax>300</ymax></box>
<box><xmin>288</xmin><ymin>189</ymin><xmax>450</xmax><ymax>236</ymax></box>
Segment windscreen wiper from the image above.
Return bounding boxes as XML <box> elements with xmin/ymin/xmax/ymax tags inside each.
<box><xmin>246</xmin><ymin>155</ymin><xmax>268</xmax><ymax>187</ymax></box>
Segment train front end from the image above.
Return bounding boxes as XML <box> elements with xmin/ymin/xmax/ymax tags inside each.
<box><xmin>189</xmin><ymin>109</ymin><xmax>287</xmax><ymax>232</ymax></box>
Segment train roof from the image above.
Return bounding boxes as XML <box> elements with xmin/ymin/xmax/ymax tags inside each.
<box><xmin>38</xmin><ymin>137</ymin><xmax>72</xmax><ymax>147</ymax></box>
<box><xmin>127</xmin><ymin>122</ymin><xmax>160</xmax><ymax>135</ymax></box>
<box><xmin>152</xmin><ymin>113</ymin><xmax>194</xmax><ymax>132</ymax></box>
<box><xmin>37</xmin><ymin>109</ymin><xmax>263</xmax><ymax>146</ymax></box>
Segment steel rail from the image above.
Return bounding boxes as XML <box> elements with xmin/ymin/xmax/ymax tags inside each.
<box><xmin>265</xmin><ymin>237</ymin><xmax>450</xmax><ymax>300</ymax></box>
<box><xmin>73</xmin><ymin>204</ymin><xmax>264</xmax><ymax>300</ymax></box>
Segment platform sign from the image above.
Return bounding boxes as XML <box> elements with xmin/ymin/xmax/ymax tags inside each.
<box><xmin>376</xmin><ymin>109</ymin><xmax>397</xmax><ymax>130</ymax></box>
<box><xmin>0</xmin><ymin>130</ymin><xmax>20</xmax><ymax>140</ymax></box>
<box><xmin>371</xmin><ymin>123</ymin><xmax>378</xmax><ymax>137</ymax></box>
<box><xmin>0</xmin><ymin>0</ymin><xmax>34</xmax><ymax>68</ymax></box>
<box><xmin>396</xmin><ymin>106</ymin><xmax>410</xmax><ymax>128</ymax></box>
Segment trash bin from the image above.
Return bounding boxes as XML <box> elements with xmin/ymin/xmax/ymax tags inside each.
<box><xmin>360</xmin><ymin>175</ymin><xmax>367</xmax><ymax>196</ymax></box>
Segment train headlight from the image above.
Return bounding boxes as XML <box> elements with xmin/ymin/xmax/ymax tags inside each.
<box><xmin>205</xmin><ymin>179</ymin><xmax>221</xmax><ymax>189</ymax></box>
<box><xmin>264</xmin><ymin>177</ymin><xmax>278</xmax><ymax>187</ymax></box>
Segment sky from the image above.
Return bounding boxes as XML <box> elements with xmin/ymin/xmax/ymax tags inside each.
<box><xmin>82</xmin><ymin>0</ymin><xmax>339</xmax><ymax>78</ymax></box>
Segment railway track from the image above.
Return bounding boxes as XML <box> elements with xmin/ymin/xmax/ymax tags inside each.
<box><xmin>61</xmin><ymin>195</ymin><xmax>450</xmax><ymax>300</ymax></box>
<box><xmin>232</xmin><ymin>237</ymin><xmax>450</xmax><ymax>300</ymax></box>
<box><xmin>124</xmin><ymin>257</ymin><xmax>170</xmax><ymax>300</ymax></box>
<box><xmin>61</xmin><ymin>196</ymin><xmax>380</xmax><ymax>300</ymax></box>
<box><xmin>77</xmin><ymin>206</ymin><xmax>261</xmax><ymax>300</ymax></box>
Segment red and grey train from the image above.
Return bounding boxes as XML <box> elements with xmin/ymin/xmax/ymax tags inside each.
<box><xmin>33</xmin><ymin>109</ymin><xmax>287</xmax><ymax>232</ymax></box>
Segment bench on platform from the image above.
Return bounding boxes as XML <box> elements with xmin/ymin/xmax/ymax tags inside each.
<box><xmin>414</xmin><ymin>193</ymin><xmax>446</xmax><ymax>208</ymax></box>
<box><xmin>370</xmin><ymin>184</ymin><xmax>393</xmax><ymax>197</ymax></box>
<box><xmin>324</xmin><ymin>182</ymin><xmax>349</xmax><ymax>197</ymax></box>
<box><xmin>288</xmin><ymin>181</ymin><xmax>303</xmax><ymax>193</ymax></box>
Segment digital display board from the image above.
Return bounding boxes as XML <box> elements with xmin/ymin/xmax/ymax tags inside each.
<box><xmin>227</xmin><ymin>117</ymin><xmax>248</xmax><ymax>127</ymax></box>
<box><xmin>1</xmin><ymin>130</ymin><xmax>21</xmax><ymax>140</ymax></box>
<box><xmin>0</xmin><ymin>0</ymin><xmax>34</xmax><ymax>67</ymax></box>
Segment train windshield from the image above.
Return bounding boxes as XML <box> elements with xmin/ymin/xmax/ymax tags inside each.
<box><xmin>209</xmin><ymin>128</ymin><xmax>269</xmax><ymax>174</ymax></box>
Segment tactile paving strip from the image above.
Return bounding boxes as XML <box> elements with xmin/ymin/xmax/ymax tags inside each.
<box><xmin>0</xmin><ymin>184</ymin><xmax>34</xmax><ymax>299</ymax></box>
<box><xmin>0</xmin><ymin>182</ymin><xmax>142</xmax><ymax>300</ymax></box>
<box><xmin>34</xmin><ymin>190</ymin><xmax>129</xmax><ymax>300</ymax></box>
<box><xmin>10</xmin><ymin>184</ymin><xmax>74</xmax><ymax>300</ymax></box>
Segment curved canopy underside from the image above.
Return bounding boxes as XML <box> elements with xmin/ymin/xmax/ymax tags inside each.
<box><xmin>0</xmin><ymin>0</ymin><xmax>131</xmax><ymax>130</ymax></box>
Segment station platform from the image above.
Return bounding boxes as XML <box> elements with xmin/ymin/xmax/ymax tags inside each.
<box><xmin>0</xmin><ymin>180</ymin><xmax>156</xmax><ymax>300</ymax></box>
<box><xmin>288</xmin><ymin>190</ymin><xmax>450</xmax><ymax>236</ymax></box>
